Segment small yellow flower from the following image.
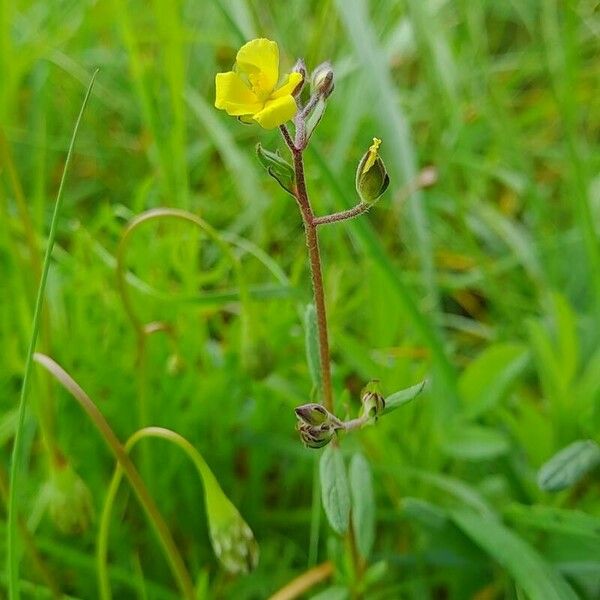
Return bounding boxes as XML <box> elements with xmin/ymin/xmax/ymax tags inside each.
<box><xmin>215</xmin><ymin>38</ymin><xmax>302</xmax><ymax>129</ymax></box>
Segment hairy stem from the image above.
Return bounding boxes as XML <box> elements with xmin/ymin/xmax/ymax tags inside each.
<box><xmin>33</xmin><ymin>353</ymin><xmax>195</xmax><ymax>600</ymax></box>
<box><xmin>280</xmin><ymin>126</ymin><xmax>333</xmax><ymax>412</ymax></box>
<box><xmin>314</xmin><ymin>202</ymin><xmax>371</xmax><ymax>226</ymax></box>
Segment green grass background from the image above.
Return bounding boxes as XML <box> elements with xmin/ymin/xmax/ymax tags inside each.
<box><xmin>1</xmin><ymin>0</ymin><xmax>599</xmax><ymax>598</ymax></box>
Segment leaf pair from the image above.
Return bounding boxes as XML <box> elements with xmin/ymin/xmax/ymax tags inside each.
<box><xmin>319</xmin><ymin>447</ymin><xmax>375</xmax><ymax>559</ymax></box>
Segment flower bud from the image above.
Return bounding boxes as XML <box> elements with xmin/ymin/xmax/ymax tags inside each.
<box><xmin>291</xmin><ymin>59</ymin><xmax>307</xmax><ymax>96</ymax></box>
<box><xmin>45</xmin><ymin>462</ymin><xmax>94</xmax><ymax>535</ymax></box>
<box><xmin>356</xmin><ymin>138</ymin><xmax>390</xmax><ymax>205</ymax></box>
<box><xmin>295</xmin><ymin>403</ymin><xmax>330</xmax><ymax>426</ymax></box>
<box><xmin>311</xmin><ymin>61</ymin><xmax>335</xmax><ymax>99</ymax></box>
<box><xmin>361</xmin><ymin>380</ymin><xmax>385</xmax><ymax>420</ymax></box>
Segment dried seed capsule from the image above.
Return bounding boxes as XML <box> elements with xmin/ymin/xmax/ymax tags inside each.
<box><xmin>297</xmin><ymin>421</ymin><xmax>336</xmax><ymax>449</ymax></box>
<box><xmin>295</xmin><ymin>403</ymin><xmax>330</xmax><ymax>426</ymax></box>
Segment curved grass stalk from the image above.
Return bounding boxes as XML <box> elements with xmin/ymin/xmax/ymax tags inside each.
<box><xmin>115</xmin><ymin>207</ymin><xmax>253</xmax><ymax>476</ymax></box>
<box><xmin>97</xmin><ymin>426</ymin><xmax>258</xmax><ymax>600</ymax></box>
<box><xmin>7</xmin><ymin>71</ymin><xmax>98</xmax><ymax>600</ymax></box>
<box><xmin>32</xmin><ymin>353</ymin><xmax>195</xmax><ymax>600</ymax></box>
<box><xmin>116</xmin><ymin>207</ymin><xmax>250</xmax><ymax>349</ymax></box>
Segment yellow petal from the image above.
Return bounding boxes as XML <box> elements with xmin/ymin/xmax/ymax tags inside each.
<box><xmin>235</xmin><ymin>38</ymin><xmax>279</xmax><ymax>95</ymax></box>
<box><xmin>215</xmin><ymin>72</ymin><xmax>262</xmax><ymax>116</ymax></box>
<box><xmin>362</xmin><ymin>138</ymin><xmax>382</xmax><ymax>174</ymax></box>
<box><xmin>252</xmin><ymin>94</ymin><xmax>297</xmax><ymax>129</ymax></box>
<box><xmin>271</xmin><ymin>72</ymin><xmax>303</xmax><ymax>99</ymax></box>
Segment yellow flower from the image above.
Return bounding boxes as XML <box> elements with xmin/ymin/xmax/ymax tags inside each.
<box><xmin>215</xmin><ymin>38</ymin><xmax>302</xmax><ymax>129</ymax></box>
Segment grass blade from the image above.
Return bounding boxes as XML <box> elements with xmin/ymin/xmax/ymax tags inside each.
<box><xmin>335</xmin><ymin>0</ymin><xmax>438</xmax><ymax>312</ymax></box>
<box><xmin>7</xmin><ymin>70</ymin><xmax>98</xmax><ymax>600</ymax></box>
<box><xmin>451</xmin><ymin>509</ymin><xmax>579</xmax><ymax>600</ymax></box>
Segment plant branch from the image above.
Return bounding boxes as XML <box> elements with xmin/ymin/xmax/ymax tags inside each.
<box><xmin>279</xmin><ymin>124</ymin><xmax>297</xmax><ymax>152</ymax></box>
<box><xmin>314</xmin><ymin>202</ymin><xmax>371</xmax><ymax>226</ymax></box>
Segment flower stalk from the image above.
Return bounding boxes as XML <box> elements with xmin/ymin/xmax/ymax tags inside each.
<box><xmin>280</xmin><ymin>127</ymin><xmax>334</xmax><ymax>411</ymax></box>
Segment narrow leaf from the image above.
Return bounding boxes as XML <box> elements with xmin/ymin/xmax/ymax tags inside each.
<box><xmin>382</xmin><ymin>380</ymin><xmax>426</xmax><ymax>415</ymax></box>
<box><xmin>537</xmin><ymin>439</ymin><xmax>600</xmax><ymax>492</ymax></box>
<box><xmin>442</xmin><ymin>424</ymin><xmax>510</xmax><ymax>461</ymax></box>
<box><xmin>309</xmin><ymin>586</ymin><xmax>349</xmax><ymax>600</ymax></box>
<box><xmin>459</xmin><ymin>343</ymin><xmax>529</xmax><ymax>418</ymax></box>
<box><xmin>505</xmin><ymin>504</ymin><xmax>600</xmax><ymax>540</ymax></box>
<box><xmin>349</xmin><ymin>453</ymin><xmax>375</xmax><ymax>558</ymax></box>
<box><xmin>304</xmin><ymin>304</ymin><xmax>322</xmax><ymax>394</ymax></box>
<box><xmin>451</xmin><ymin>510</ymin><xmax>579</xmax><ymax>600</ymax></box>
<box><xmin>305</xmin><ymin>97</ymin><xmax>327</xmax><ymax>143</ymax></box>
<box><xmin>402</xmin><ymin>497</ymin><xmax>448</xmax><ymax>530</ymax></box>
<box><xmin>319</xmin><ymin>445</ymin><xmax>350</xmax><ymax>535</ymax></box>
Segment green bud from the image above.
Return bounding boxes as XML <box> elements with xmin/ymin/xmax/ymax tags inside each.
<box><xmin>311</xmin><ymin>61</ymin><xmax>334</xmax><ymax>99</ymax></box>
<box><xmin>356</xmin><ymin>138</ymin><xmax>390</xmax><ymax>204</ymax></box>
<box><xmin>361</xmin><ymin>380</ymin><xmax>385</xmax><ymax>420</ymax></box>
<box><xmin>45</xmin><ymin>461</ymin><xmax>94</xmax><ymax>535</ymax></box>
<box><xmin>291</xmin><ymin>59</ymin><xmax>307</xmax><ymax>97</ymax></box>
<box><xmin>295</xmin><ymin>403</ymin><xmax>330</xmax><ymax>426</ymax></box>
<box><xmin>256</xmin><ymin>143</ymin><xmax>296</xmax><ymax>196</ymax></box>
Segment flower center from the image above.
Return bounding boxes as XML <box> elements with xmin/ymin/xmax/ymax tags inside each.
<box><xmin>248</xmin><ymin>72</ymin><xmax>272</xmax><ymax>102</ymax></box>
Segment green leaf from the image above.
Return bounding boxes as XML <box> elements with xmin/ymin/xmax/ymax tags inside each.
<box><xmin>255</xmin><ymin>143</ymin><xmax>295</xmax><ymax>196</ymax></box>
<box><xmin>408</xmin><ymin>469</ymin><xmax>495</xmax><ymax>517</ymax></box>
<box><xmin>320</xmin><ymin>445</ymin><xmax>350</xmax><ymax>535</ymax></box>
<box><xmin>402</xmin><ymin>497</ymin><xmax>448</xmax><ymax>530</ymax></box>
<box><xmin>451</xmin><ymin>510</ymin><xmax>579</xmax><ymax>600</ymax></box>
<box><xmin>304</xmin><ymin>304</ymin><xmax>322</xmax><ymax>395</ymax></box>
<box><xmin>382</xmin><ymin>380</ymin><xmax>426</xmax><ymax>415</ymax></box>
<box><xmin>505</xmin><ymin>504</ymin><xmax>600</xmax><ymax>540</ymax></box>
<box><xmin>442</xmin><ymin>423</ymin><xmax>510</xmax><ymax>461</ymax></box>
<box><xmin>305</xmin><ymin>97</ymin><xmax>327</xmax><ymax>143</ymax></box>
<box><xmin>349</xmin><ymin>453</ymin><xmax>375</xmax><ymax>558</ymax></box>
<box><xmin>309</xmin><ymin>586</ymin><xmax>349</xmax><ymax>600</ymax></box>
<box><xmin>537</xmin><ymin>439</ymin><xmax>600</xmax><ymax>492</ymax></box>
<box><xmin>363</xmin><ymin>561</ymin><xmax>388</xmax><ymax>586</ymax></box>
<box><xmin>459</xmin><ymin>343</ymin><xmax>529</xmax><ymax>418</ymax></box>
<box><xmin>551</xmin><ymin>293</ymin><xmax>579</xmax><ymax>386</ymax></box>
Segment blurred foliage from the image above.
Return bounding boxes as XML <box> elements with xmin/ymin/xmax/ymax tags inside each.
<box><xmin>1</xmin><ymin>0</ymin><xmax>599</xmax><ymax>598</ymax></box>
